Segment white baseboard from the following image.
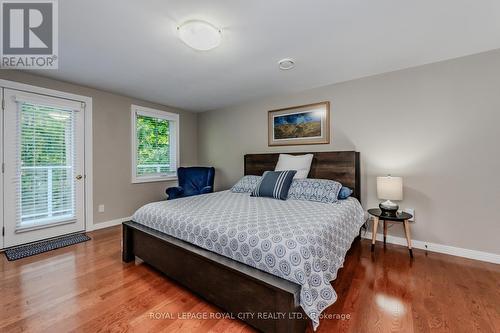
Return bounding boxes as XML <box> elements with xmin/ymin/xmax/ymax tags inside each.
<box><xmin>363</xmin><ymin>232</ymin><xmax>500</xmax><ymax>265</ymax></box>
<box><xmin>87</xmin><ymin>216</ymin><xmax>132</xmax><ymax>232</ymax></box>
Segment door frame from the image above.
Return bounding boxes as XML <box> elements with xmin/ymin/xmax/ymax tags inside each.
<box><xmin>0</xmin><ymin>79</ymin><xmax>93</xmax><ymax>249</ymax></box>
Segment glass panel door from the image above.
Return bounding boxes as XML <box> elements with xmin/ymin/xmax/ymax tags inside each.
<box><xmin>3</xmin><ymin>89</ymin><xmax>85</xmax><ymax>247</ymax></box>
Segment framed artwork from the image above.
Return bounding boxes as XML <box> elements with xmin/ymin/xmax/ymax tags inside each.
<box><xmin>268</xmin><ymin>101</ymin><xmax>330</xmax><ymax>146</ymax></box>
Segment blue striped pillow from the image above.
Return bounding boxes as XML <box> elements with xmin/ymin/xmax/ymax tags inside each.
<box><xmin>251</xmin><ymin>170</ymin><xmax>296</xmax><ymax>200</ymax></box>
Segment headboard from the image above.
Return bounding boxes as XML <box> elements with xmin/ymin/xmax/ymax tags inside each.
<box><xmin>244</xmin><ymin>151</ymin><xmax>361</xmax><ymax>202</ymax></box>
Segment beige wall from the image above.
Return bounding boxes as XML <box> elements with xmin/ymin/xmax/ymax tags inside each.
<box><xmin>198</xmin><ymin>49</ymin><xmax>500</xmax><ymax>255</ymax></box>
<box><xmin>0</xmin><ymin>71</ymin><xmax>198</xmax><ymax>224</ymax></box>
<box><xmin>3</xmin><ymin>50</ymin><xmax>499</xmax><ymax>255</ymax></box>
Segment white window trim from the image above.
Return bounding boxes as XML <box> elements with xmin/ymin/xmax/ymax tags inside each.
<box><xmin>131</xmin><ymin>105</ymin><xmax>180</xmax><ymax>184</ymax></box>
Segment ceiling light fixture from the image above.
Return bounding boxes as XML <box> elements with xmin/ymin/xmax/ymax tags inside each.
<box><xmin>278</xmin><ymin>58</ymin><xmax>295</xmax><ymax>70</ymax></box>
<box><xmin>177</xmin><ymin>20</ymin><xmax>222</xmax><ymax>51</ymax></box>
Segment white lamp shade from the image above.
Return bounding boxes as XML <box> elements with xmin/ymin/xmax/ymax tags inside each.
<box><xmin>377</xmin><ymin>176</ymin><xmax>403</xmax><ymax>201</ymax></box>
<box><xmin>177</xmin><ymin>20</ymin><xmax>222</xmax><ymax>51</ymax></box>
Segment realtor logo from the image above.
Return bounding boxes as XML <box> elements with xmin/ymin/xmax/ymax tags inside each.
<box><xmin>1</xmin><ymin>0</ymin><xmax>58</xmax><ymax>69</ymax></box>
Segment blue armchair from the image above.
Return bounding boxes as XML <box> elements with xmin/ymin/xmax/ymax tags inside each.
<box><xmin>166</xmin><ymin>166</ymin><xmax>215</xmax><ymax>200</ymax></box>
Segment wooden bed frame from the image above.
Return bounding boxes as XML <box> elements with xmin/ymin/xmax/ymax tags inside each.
<box><xmin>122</xmin><ymin>151</ymin><xmax>361</xmax><ymax>333</ymax></box>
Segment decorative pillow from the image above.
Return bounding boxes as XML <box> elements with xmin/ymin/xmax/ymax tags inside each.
<box><xmin>251</xmin><ymin>170</ymin><xmax>296</xmax><ymax>200</ymax></box>
<box><xmin>337</xmin><ymin>186</ymin><xmax>353</xmax><ymax>200</ymax></box>
<box><xmin>287</xmin><ymin>178</ymin><xmax>342</xmax><ymax>203</ymax></box>
<box><xmin>231</xmin><ymin>175</ymin><xmax>262</xmax><ymax>193</ymax></box>
<box><xmin>274</xmin><ymin>153</ymin><xmax>313</xmax><ymax>179</ymax></box>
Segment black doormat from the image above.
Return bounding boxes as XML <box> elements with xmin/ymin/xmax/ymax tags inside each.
<box><xmin>4</xmin><ymin>233</ymin><xmax>91</xmax><ymax>261</ymax></box>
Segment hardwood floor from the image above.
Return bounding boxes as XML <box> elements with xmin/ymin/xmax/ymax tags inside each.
<box><xmin>1</xmin><ymin>226</ymin><xmax>499</xmax><ymax>333</ymax></box>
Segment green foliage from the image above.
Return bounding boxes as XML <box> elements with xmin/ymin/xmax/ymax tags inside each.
<box><xmin>21</xmin><ymin>104</ymin><xmax>70</xmax><ymax>166</ymax></box>
<box><xmin>136</xmin><ymin>115</ymin><xmax>170</xmax><ymax>175</ymax></box>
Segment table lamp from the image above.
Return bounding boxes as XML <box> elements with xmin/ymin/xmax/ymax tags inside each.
<box><xmin>377</xmin><ymin>175</ymin><xmax>403</xmax><ymax>216</ymax></box>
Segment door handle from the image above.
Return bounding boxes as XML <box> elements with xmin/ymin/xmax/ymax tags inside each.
<box><xmin>76</xmin><ymin>175</ymin><xmax>83</xmax><ymax>180</ymax></box>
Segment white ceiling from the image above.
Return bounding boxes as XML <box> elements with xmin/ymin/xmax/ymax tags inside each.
<box><xmin>38</xmin><ymin>0</ymin><xmax>500</xmax><ymax>112</ymax></box>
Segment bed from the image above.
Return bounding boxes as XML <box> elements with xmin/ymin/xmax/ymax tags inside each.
<box><xmin>123</xmin><ymin>151</ymin><xmax>362</xmax><ymax>332</ymax></box>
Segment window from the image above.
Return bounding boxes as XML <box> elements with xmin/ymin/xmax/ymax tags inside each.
<box><xmin>131</xmin><ymin>105</ymin><xmax>179</xmax><ymax>183</ymax></box>
<box><xmin>20</xmin><ymin>102</ymin><xmax>76</xmax><ymax>226</ymax></box>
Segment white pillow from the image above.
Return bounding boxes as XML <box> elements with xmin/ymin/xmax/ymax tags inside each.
<box><xmin>274</xmin><ymin>154</ymin><xmax>313</xmax><ymax>179</ymax></box>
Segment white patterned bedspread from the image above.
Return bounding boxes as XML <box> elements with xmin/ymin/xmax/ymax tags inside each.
<box><xmin>132</xmin><ymin>190</ymin><xmax>365</xmax><ymax>330</ymax></box>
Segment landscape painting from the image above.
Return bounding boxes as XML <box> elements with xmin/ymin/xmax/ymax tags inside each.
<box><xmin>268</xmin><ymin>101</ymin><xmax>330</xmax><ymax>146</ymax></box>
<box><xmin>273</xmin><ymin>111</ymin><xmax>321</xmax><ymax>139</ymax></box>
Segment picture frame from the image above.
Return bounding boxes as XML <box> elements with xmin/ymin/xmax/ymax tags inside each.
<box><xmin>268</xmin><ymin>101</ymin><xmax>330</xmax><ymax>146</ymax></box>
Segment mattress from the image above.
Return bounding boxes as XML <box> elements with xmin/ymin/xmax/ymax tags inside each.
<box><xmin>132</xmin><ymin>190</ymin><xmax>365</xmax><ymax>330</ymax></box>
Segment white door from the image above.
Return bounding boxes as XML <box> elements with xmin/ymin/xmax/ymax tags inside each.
<box><xmin>2</xmin><ymin>89</ymin><xmax>85</xmax><ymax>247</ymax></box>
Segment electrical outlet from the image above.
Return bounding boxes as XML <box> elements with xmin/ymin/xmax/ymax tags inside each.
<box><xmin>98</xmin><ymin>204</ymin><xmax>105</xmax><ymax>213</ymax></box>
<box><xmin>403</xmin><ymin>208</ymin><xmax>415</xmax><ymax>222</ymax></box>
